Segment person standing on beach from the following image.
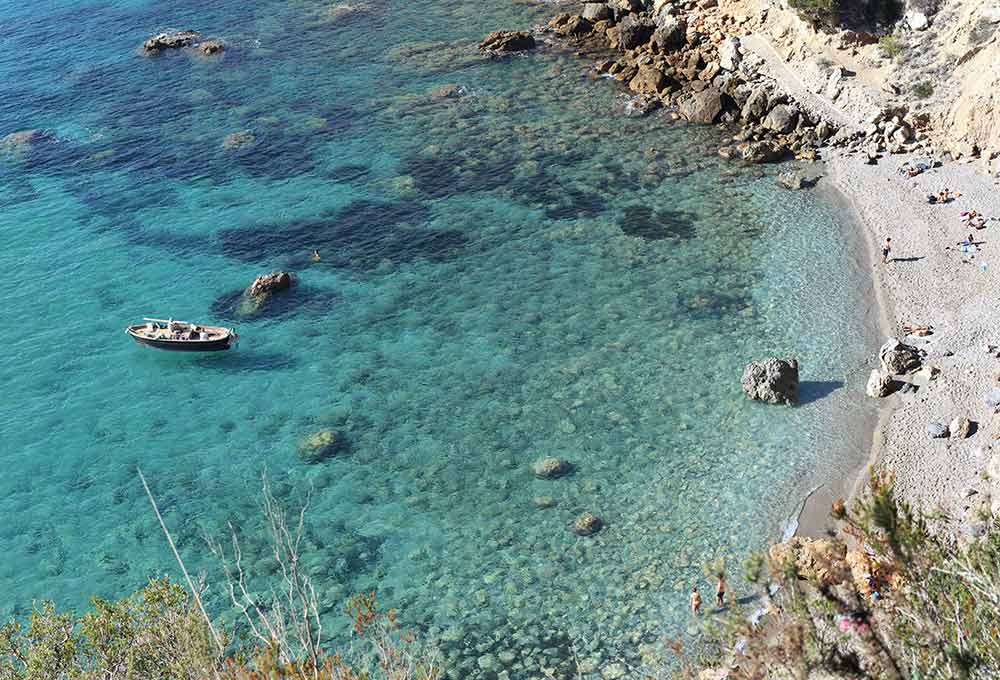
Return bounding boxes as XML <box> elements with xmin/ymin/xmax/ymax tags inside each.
<box><xmin>882</xmin><ymin>237</ymin><xmax>892</xmax><ymax>264</ymax></box>
<box><xmin>716</xmin><ymin>574</ymin><xmax>726</xmax><ymax>608</ymax></box>
<box><xmin>690</xmin><ymin>587</ymin><xmax>702</xmax><ymax>615</ymax></box>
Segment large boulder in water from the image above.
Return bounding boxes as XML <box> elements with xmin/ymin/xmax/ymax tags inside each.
<box><xmin>879</xmin><ymin>338</ymin><xmax>923</xmax><ymax>375</ymax></box>
<box><xmin>741</xmin><ymin>357</ymin><xmax>799</xmax><ymax>405</ymax></box>
<box><xmin>236</xmin><ymin>271</ymin><xmax>294</xmax><ymax>317</ymax></box>
<box><xmin>297</xmin><ymin>428</ymin><xmax>350</xmax><ymax>463</ymax></box>
<box><xmin>479</xmin><ymin>30</ymin><xmax>536</xmax><ymax>54</ymax></box>
<box><xmin>143</xmin><ymin>30</ymin><xmax>200</xmax><ymax>53</ymax></box>
<box><xmin>247</xmin><ymin>271</ymin><xmax>293</xmax><ymax>298</ymax></box>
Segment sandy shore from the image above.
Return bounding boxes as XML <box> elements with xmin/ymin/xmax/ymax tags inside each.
<box><xmin>824</xmin><ymin>151</ymin><xmax>1000</xmax><ymax>526</ymax></box>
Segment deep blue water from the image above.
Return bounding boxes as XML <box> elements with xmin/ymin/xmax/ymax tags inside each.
<box><xmin>0</xmin><ymin>0</ymin><xmax>877</xmax><ymax>676</ymax></box>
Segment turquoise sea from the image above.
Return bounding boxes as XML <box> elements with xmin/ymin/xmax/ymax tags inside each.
<box><xmin>0</xmin><ymin>0</ymin><xmax>878</xmax><ymax>676</ymax></box>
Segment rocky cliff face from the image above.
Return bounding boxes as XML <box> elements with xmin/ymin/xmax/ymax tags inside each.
<box><xmin>536</xmin><ymin>0</ymin><xmax>1000</xmax><ymax>171</ymax></box>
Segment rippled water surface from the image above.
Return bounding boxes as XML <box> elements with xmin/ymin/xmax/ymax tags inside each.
<box><xmin>0</xmin><ymin>0</ymin><xmax>877</xmax><ymax>676</ymax></box>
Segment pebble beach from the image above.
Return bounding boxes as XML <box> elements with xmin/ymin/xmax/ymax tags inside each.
<box><xmin>827</xmin><ymin>152</ymin><xmax>1000</xmax><ymax>530</ymax></box>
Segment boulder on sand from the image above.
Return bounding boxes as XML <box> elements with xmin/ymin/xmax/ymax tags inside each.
<box><xmin>865</xmin><ymin>369</ymin><xmax>894</xmax><ymax>398</ymax></box>
<box><xmin>143</xmin><ymin>30</ymin><xmax>200</xmax><ymax>53</ymax></box>
<box><xmin>879</xmin><ymin>338</ymin><xmax>923</xmax><ymax>375</ymax></box>
<box><xmin>741</xmin><ymin>357</ymin><xmax>799</xmax><ymax>405</ymax></box>
<box><xmin>479</xmin><ymin>30</ymin><xmax>536</xmax><ymax>54</ymax></box>
<box><xmin>763</xmin><ymin>104</ymin><xmax>798</xmax><ymax>133</ymax></box>
<box><xmin>950</xmin><ymin>415</ymin><xmax>972</xmax><ymax>439</ymax></box>
<box><xmin>927</xmin><ymin>422</ymin><xmax>949</xmax><ymax>439</ymax></box>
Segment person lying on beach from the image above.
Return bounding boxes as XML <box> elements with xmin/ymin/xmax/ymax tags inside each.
<box><xmin>928</xmin><ymin>189</ymin><xmax>961</xmax><ymax>204</ymax></box>
<box><xmin>902</xmin><ymin>323</ymin><xmax>932</xmax><ymax>336</ymax></box>
<box><xmin>961</xmin><ymin>210</ymin><xmax>987</xmax><ymax>229</ymax></box>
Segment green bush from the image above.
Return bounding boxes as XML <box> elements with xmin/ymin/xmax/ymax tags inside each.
<box><xmin>914</xmin><ymin>81</ymin><xmax>935</xmax><ymax>98</ymax></box>
<box><xmin>878</xmin><ymin>35</ymin><xmax>904</xmax><ymax>57</ymax></box>
<box><xmin>789</xmin><ymin>0</ymin><xmax>901</xmax><ymax>30</ymax></box>
<box><xmin>788</xmin><ymin>0</ymin><xmax>839</xmax><ymax>27</ymax></box>
<box><xmin>0</xmin><ymin>579</ymin><xmax>223</xmax><ymax>680</ymax></box>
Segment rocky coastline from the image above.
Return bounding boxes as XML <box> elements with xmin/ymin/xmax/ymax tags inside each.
<box><xmin>531</xmin><ymin>0</ymin><xmax>932</xmax><ymax>165</ymax></box>
<box><xmin>496</xmin><ymin>0</ymin><xmax>1000</xmax><ymax>542</ymax></box>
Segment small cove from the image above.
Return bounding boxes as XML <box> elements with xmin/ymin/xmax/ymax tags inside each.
<box><xmin>0</xmin><ymin>0</ymin><xmax>879</xmax><ymax>675</ymax></box>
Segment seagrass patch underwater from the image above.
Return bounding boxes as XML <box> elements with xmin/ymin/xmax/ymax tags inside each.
<box><xmin>0</xmin><ymin>0</ymin><xmax>877</xmax><ymax>676</ymax></box>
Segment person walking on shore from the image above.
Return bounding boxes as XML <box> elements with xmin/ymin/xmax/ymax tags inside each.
<box><xmin>882</xmin><ymin>237</ymin><xmax>892</xmax><ymax>264</ymax></box>
<box><xmin>690</xmin><ymin>587</ymin><xmax>702</xmax><ymax>615</ymax></box>
<box><xmin>716</xmin><ymin>574</ymin><xmax>726</xmax><ymax>609</ymax></box>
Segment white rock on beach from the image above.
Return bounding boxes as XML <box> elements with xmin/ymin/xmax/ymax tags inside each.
<box><xmin>950</xmin><ymin>416</ymin><xmax>972</xmax><ymax>439</ymax></box>
<box><xmin>866</xmin><ymin>369</ymin><xmax>893</xmax><ymax>398</ymax></box>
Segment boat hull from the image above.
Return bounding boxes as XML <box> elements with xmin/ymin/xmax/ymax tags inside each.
<box><xmin>126</xmin><ymin>327</ymin><xmax>236</xmax><ymax>352</ymax></box>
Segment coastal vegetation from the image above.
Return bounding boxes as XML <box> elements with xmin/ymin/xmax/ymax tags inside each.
<box><xmin>677</xmin><ymin>474</ymin><xmax>1000</xmax><ymax>680</ymax></box>
<box><xmin>4</xmin><ymin>473</ymin><xmax>997</xmax><ymax>680</ymax></box>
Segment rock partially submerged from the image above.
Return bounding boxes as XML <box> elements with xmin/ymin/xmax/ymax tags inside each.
<box><xmin>0</xmin><ymin>129</ymin><xmax>52</xmax><ymax>156</ymax></box>
<box><xmin>478</xmin><ymin>30</ymin><xmax>536</xmax><ymax>54</ymax></box>
<box><xmin>741</xmin><ymin>357</ymin><xmax>799</xmax><ymax>405</ymax></box>
<box><xmin>143</xmin><ymin>30</ymin><xmax>200</xmax><ymax>53</ymax></box>
<box><xmin>296</xmin><ymin>428</ymin><xmax>350</xmax><ymax>463</ymax></box>
<box><xmin>236</xmin><ymin>271</ymin><xmax>294</xmax><ymax>317</ymax></box>
<box><xmin>196</xmin><ymin>39</ymin><xmax>225</xmax><ymax>55</ymax></box>
<box><xmin>247</xmin><ymin>271</ymin><xmax>293</xmax><ymax>298</ymax></box>
<box><xmin>777</xmin><ymin>170</ymin><xmax>818</xmax><ymax>190</ymax></box>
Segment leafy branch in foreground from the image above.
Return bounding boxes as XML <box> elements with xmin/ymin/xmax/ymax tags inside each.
<box><xmin>674</xmin><ymin>471</ymin><xmax>1000</xmax><ymax>679</ymax></box>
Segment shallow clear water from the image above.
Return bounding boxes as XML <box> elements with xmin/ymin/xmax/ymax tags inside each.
<box><xmin>0</xmin><ymin>0</ymin><xmax>877</xmax><ymax>676</ymax></box>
